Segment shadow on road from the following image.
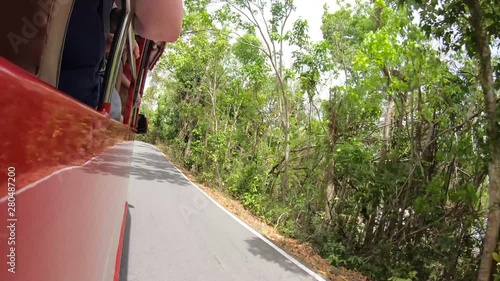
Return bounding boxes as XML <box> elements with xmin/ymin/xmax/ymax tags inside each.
<box><xmin>119</xmin><ymin>206</ymin><xmax>132</xmax><ymax>281</ymax></box>
<box><xmin>82</xmin><ymin>142</ymin><xmax>190</xmax><ymax>187</ymax></box>
<box><xmin>244</xmin><ymin>237</ymin><xmax>314</xmax><ymax>279</ymax></box>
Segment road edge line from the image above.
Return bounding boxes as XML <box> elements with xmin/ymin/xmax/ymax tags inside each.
<box><xmin>143</xmin><ymin>142</ymin><xmax>329</xmax><ymax>281</ymax></box>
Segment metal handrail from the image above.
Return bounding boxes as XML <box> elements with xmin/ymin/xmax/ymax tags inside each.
<box><xmin>127</xmin><ymin>24</ymin><xmax>137</xmax><ymax>83</ymax></box>
<box><xmin>99</xmin><ymin>0</ymin><xmax>134</xmax><ymax>111</ymax></box>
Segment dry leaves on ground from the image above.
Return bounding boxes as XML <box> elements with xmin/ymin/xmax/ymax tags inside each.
<box><xmin>159</xmin><ymin>146</ymin><xmax>370</xmax><ymax>281</ymax></box>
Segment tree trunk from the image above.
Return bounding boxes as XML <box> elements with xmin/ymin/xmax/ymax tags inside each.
<box><xmin>377</xmin><ymin>0</ymin><xmax>394</xmax><ymax>163</ymax></box>
<box><xmin>380</xmin><ymin>95</ymin><xmax>395</xmax><ymax>162</ymax></box>
<box><xmin>325</xmin><ymin>91</ymin><xmax>338</xmax><ymax>224</ymax></box>
<box><xmin>210</xmin><ymin>71</ymin><xmax>218</xmax><ymax>134</ymax></box>
<box><xmin>281</xmin><ymin>127</ymin><xmax>290</xmax><ymax>201</ymax></box>
<box><xmin>184</xmin><ymin>128</ymin><xmax>194</xmax><ymax>159</ymax></box>
<box><xmin>464</xmin><ymin>0</ymin><xmax>500</xmax><ymax>280</ymax></box>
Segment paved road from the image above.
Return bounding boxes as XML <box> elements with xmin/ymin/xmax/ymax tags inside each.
<box><xmin>119</xmin><ymin>141</ymin><xmax>325</xmax><ymax>281</ymax></box>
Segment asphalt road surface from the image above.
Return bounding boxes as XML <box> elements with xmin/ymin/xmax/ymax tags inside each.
<box><xmin>119</xmin><ymin>141</ymin><xmax>326</xmax><ymax>281</ymax></box>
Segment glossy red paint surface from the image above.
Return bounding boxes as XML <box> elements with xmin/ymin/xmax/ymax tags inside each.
<box><xmin>0</xmin><ymin>58</ymin><xmax>133</xmax><ymax>281</ymax></box>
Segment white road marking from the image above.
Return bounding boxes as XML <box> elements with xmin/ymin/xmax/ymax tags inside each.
<box><xmin>144</xmin><ymin>142</ymin><xmax>328</xmax><ymax>281</ymax></box>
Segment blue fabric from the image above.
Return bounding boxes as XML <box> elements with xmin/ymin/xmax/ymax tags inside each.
<box><xmin>58</xmin><ymin>0</ymin><xmax>112</xmax><ymax>108</ymax></box>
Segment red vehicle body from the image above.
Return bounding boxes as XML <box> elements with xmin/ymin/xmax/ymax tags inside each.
<box><xmin>0</xmin><ymin>1</ymin><xmax>164</xmax><ymax>280</ymax></box>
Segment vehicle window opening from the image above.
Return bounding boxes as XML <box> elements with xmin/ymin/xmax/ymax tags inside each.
<box><xmin>0</xmin><ymin>0</ymin><xmax>75</xmax><ymax>87</ymax></box>
<box><xmin>0</xmin><ymin>0</ymin><xmax>163</xmax><ymax>131</ymax></box>
<box><xmin>99</xmin><ymin>0</ymin><xmax>134</xmax><ymax>116</ymax></box>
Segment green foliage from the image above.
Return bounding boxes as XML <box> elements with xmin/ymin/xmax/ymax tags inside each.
<box><xmin>140</xmin><ymin>0</ymin><xmax>498</xmax><ymax>280</ymax></box>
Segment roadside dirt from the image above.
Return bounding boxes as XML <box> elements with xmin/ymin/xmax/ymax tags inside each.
<box><xmin>157</xmin><ymin>144</ymin><xmax>370</xmax><ymax>281</ymax></box>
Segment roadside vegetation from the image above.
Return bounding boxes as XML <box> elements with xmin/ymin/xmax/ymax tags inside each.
<box><xmin>139</xmin><ymin>0</ymin><xmax>500</xmax><ymax>280</ymax></box>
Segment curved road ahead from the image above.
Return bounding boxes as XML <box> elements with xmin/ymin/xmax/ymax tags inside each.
<box><xmin>119</xmin><ymin>142</ymin><xmax>326</xmax><ymax>281</ymax></box>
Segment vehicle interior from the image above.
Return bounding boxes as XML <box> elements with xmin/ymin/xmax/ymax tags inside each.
<box><xmin>0</xmin><ymin>0</ymin><xmax>163</xmax><ymax>133</ymax></box>
<box><xmin>0</xmin><ymin>3</ymin><xmax>166</xmax><ymax>279</ymax></box>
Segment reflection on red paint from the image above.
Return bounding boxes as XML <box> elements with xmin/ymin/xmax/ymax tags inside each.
<box><xmin>0</xmin><ymin>58</ymin><xmax>132</xmax><ymax>281</ymax></box>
